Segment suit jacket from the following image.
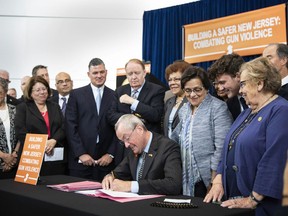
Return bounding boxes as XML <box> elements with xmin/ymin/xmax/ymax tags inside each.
<box><xmin>65</xmin><ymin>85</ymin><xmax>118</xmax><ymax>171</ymax></box>
<box><xmin>278</xmin><ymin>83</ymin><xmax>288</xmax><ymax>100</ymax></box>
<box><xmin>226</xmin><ymin>95</ymin><xmax>242</xmax><ymax>121</ymax></box>
<box><xmin>107</xmin><ymin>81</ymin><xmax>165</xmax><ymax>133</ymax></box>
<box><xmin>163</xmin><ymin>96</ymin><xmax>187</xmax><ymax>137</ymax></box>
<box><xmin>113</xmin><ymin>132</ymin><xmax>182</xmax><ymax>195</ymax></box>
<box><xmin>15</xmin><ymin>100</ymin><xmax>66</xmax><ymax>175</ymax></box>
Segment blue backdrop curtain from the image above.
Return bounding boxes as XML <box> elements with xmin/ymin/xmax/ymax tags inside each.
<box><xmin>142</xmin><ymin>0</ymin><xmax>287</xmax><ymax>86</ymax></box>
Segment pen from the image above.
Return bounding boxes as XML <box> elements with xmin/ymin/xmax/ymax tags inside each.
<box><xmin>111</xmin><ymin>171</ymin><xmax>115</xmax><ymax>179</ymax></box>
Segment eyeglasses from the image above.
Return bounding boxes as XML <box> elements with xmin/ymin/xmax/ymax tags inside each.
<box><xmin>168</xmin><ymin>77</ymin><xmax>181</xmax><ymax>82</ymax></box>
<box><xmin>32</xmin><ymin>87</ymin><xmax>48</xmax><ymax>93</ymax></box>
<box><xmin>119</xmin><ymin>126</ymin><xmax>137</xmax><ymax>145</ymax></box>
<box><xmin>184</xmin><ymin>87</ymin><xmax>204</xmax><ymax>95</ymax></box>
<box><xmin>240</xmin><ymin>79</ymin><xmax>251</xmax><ymax>89</ymax></box>
<box><xmin>56</xmin><ymin>79</ymin><xmax>72</xmax><ymax>85</ymax></box>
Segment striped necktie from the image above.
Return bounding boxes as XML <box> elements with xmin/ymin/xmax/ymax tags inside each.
<box><xmin>61</xmin><ymin>97</ymin><xmax>67</xmax><ymax>115</ymax></box>
<box><xmin>131</xmin><ymin>90</ymin><xmax>138</xmax><ymax>99</ymax></box>
<box><xmin>137</xmin><ymin>152</ymin><xmax>147</xmax><ymax>180</ymax></box>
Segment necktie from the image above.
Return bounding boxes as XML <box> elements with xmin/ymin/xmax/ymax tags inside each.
<box><xmin>137</xmin><ymin>152</ymin><xmax>147</xmax><ymax>180</ymax></box>
<box><xmin>131</xmin><ymin>90</ymin><xmax>138</xmax><ymax>99</ymax></box>
<box><xmin>61</xmin><ymin>97</ymin><xmax>67</xmax><ymax>115</ymax></box>
<box><xmin>239</xmin><ymin>97</ymin><xmax>248</xmax><ymax>110</ymax></box>
<box><xmin>96</xmin><ymin>88</ymin><xmax>101</xmax><ymax>114</ymax></box>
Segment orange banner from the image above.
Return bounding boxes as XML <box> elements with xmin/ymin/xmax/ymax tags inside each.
<box><xmin>15</xmin><ymin>134</ymin><xmax>47</xmax><ymax>185</ymax></box>
<box><xmin>183</xmin><ymin>4</ymin><xmax>287</xmax><ymax>63</ymax></box>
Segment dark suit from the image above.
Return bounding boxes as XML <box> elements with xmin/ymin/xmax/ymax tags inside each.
<box><xmin>163</xmin><ymin>96</ymin><xmax>187</xmax><ymax>137</ymax></box>
<box><xmin>278</xmin><ymin>83</ymin><xmax>288</xmax><ymax>100</ymax></box>
<box><xmin>65</xmin><ymin>85</ymin><xmax>117</xmax><ymax>181</ymax></box>
<box><xmin>107</xmin><ymin>81</ymin><xmax>165</xmax><ymax>133</ymax></box>
<box><xmin>15</xmin><ymin>100</ymin><xmax>66</xmax><ymax>176</ymax></box>
<box><xmin>226</xmin><ymin>96</ymin><xmax>242</xmax><ymax>120</ymax></box>
<box><xmin>113</xmin><ymin>132</ymin><xmax>182</xmax><ymax>195</ymax></box>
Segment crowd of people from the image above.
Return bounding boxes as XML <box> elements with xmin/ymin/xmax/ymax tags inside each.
<box><xmin>1</xmin><ymin>43</ymin><xmax>288</xmax><ymax>216</ymax></box>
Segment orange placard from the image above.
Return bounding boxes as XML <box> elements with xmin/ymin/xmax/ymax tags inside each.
<box><xmin>183</xmin><ymin>4</ymin><xmax>287</xmax><ymax>63</ymax></box>
<box><xmin>15</xmin><ymin>134</ymin><xmax>48</xmax><ymax>185</ymax></box>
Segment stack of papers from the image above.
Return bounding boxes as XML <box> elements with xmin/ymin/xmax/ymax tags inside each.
<box><xmin>76</xmin><ymin>189</ymin><xmax>164</xmax><ymax>203</ymax></box>
<box><xmin>47</xmin><ymin>181</ymin><xmax>102</xmax><ymax>192</ymax></box>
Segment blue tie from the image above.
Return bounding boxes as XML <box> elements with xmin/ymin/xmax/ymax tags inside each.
<box><xmin>96</xmin><ymin>88</ymin><xmax>101</xmax><ymax>114</ymax></box>
<box><xmin>131</xmin><ymin>90</ymin><xmax>138</xmax><ymax>99</ymax></box>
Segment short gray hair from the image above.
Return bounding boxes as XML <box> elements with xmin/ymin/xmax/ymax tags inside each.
<box><xmin>115</xmin><ymin>114</ymin><xmax>146</xmax><ymax>132</ymax></box>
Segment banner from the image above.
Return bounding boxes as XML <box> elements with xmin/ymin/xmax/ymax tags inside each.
<box><xmin>183</xmin><ymin>4</ymin><xmax>287</xmax><ymax>63</ymax></box>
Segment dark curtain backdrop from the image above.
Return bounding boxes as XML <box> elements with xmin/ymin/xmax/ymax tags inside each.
<box><xmin>142</xmin><ymin>0</ymin><xmax>287</xmax><ymax>86</ymax></box>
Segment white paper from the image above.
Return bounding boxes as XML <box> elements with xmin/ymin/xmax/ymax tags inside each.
<box><xmin>164</xmin><ymin>198</ymin><xmax>191</xmax><ymax>203</ymax></box>
<box><xmin>99</xmin><ymin>189</ymin><xmax>140</xmax><ymax>197</ymax></box>
<box><xmin>75</xmin><ymin>190</ymin><xmax>97</xmax><ymax>195</ymax></box>
<box><xmin>44</xmin><ymin>147</ymin><xmax>64</xmax><ymax>161</ymax></box>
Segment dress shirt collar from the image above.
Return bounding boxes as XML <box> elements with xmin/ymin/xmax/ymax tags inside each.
<box><xmin>282</xmin><ymin>75</ymin><xmax>288</xmax><ymax>86</ymax></box>
<box><xmin>130</xmin><ymin>80</ymin><xmax>145</xmax><ymax>94</ymax></box>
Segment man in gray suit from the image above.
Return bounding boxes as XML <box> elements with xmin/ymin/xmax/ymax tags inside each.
<box><xmin>102</xmin><ymin>114</ymin><xmax>182</xmax><ymax>195</ymax></box>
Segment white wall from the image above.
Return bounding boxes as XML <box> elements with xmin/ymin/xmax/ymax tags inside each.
<box><xmin>0</xmin><ymin>0</ymin><xmax>196</xmax><ymax>97</ymax></box>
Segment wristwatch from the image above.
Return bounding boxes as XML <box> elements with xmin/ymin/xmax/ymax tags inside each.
<box><xmin>108</xmin><ymin>154</ymin><xmax>114</xmax><ymax>159</ymax></box>
<box><xmin>249</xmin><ymin>193</ymin><xmax>261</xmax><ymax>205</ymax></box>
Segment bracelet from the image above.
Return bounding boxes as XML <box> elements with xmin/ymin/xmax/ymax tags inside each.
<box><xmin>249</xmin><ymin>193</ymin><xmax>262</xmax><ymax>205</ymax></box>
<box><xmin>108</xmin><ymin>154</ymin><xmax>114</xmax><ymax>159</ymax></box>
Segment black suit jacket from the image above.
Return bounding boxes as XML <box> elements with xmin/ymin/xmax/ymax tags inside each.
<box><xmin>278</xmin><ymin>84</ymin><xmax>288</xmax><ymax>100</ymax></box>
<box><xmin>113</xmin><ymin>132</ymin><xmax>182</xmax><ymax>195</ymax></box>
<box><xmin>15</xmin><ymin>100</ymin><xmax>66</xmax><ymax>175</ymax></box>
<box><xmin>226</xmin><ymin>96</ymin><xmax>242</xmax><ymax>121</ymax></box>
<box><xmin>163</xmin><ymin>96</ymin><xmax>187</xmax><ymax>137</ymax></box>
<box><xmin>107</xmin><ymin>81</ymin><xmax>165</xmax><ymax>133</ymax></box>
<box><xmin>65</xmin><ymin>85</ymin><xmax>118</xmax><ymax>171</ymax></box>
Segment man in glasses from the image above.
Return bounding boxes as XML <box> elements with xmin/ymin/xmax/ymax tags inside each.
<box><xmin>102</xmin><ymin>114</ymin><xmax>182</xmax><ymax>195</ymax></box>
<box><xmin>207</xmin><ymin>53</ymin><xmax>246</xmax><ymax>120</ymax></box>
<box><xmin>0</xmin><ymin>69</ymin><xmax>20</xmax><ymax>106</ymax></box>
<box><xmin>50</xmin><ymin>72</ymin><xmax>73</xmax><ymax>116</ymax></box>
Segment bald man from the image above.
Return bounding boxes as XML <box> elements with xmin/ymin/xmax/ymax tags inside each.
<box><xmin>0</xmin><ymin>69</ymin><xmax>20</xmax><ymax>105</ymax></box>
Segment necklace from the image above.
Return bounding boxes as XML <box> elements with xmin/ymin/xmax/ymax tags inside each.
<box><xmin>228</xmin><ymin>111</ymin><xmax>257</xmax><ymax>150</ymax></box>
<box><xmin>175</xmin><ymin>97</ymin><xmax>183</xmax><ymax>106</ymax></box>
<box><xmin>251</xmin><ymin>94</ymin><xmax>275</xmax><ymax>114</ymax></box>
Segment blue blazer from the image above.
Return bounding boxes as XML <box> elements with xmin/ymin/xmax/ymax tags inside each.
<box><xmin>218</xmin><ymin>96</ymin><xmax>288</xmax><ymax>200</ymax></box>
